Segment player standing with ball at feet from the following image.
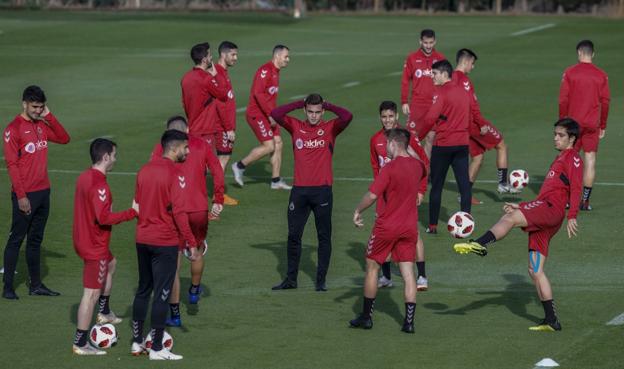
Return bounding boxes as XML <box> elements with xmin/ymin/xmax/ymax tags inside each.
<box><xmin>454</xmin><ymin>118</ymin><xmax>583</xmax><ymax>332</ymax></box>
<box><xmin>72</xmin><ymin>139</ymin><xmax>138</xmax><ymax>355</ymax></box>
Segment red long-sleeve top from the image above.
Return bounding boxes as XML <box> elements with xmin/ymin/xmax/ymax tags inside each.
<box><xmin>181</xmin><ymin>67</ymin><xmax>228</xmax><ymax>136</ymax></box>
<box><xmin>401</xmin><ymin>49</ymin><xmax>446</xmax><ymax>107</ymax></box>
<box><xmin>538</xmin><ymin>148</ymin><xmax>583</xmax><ymax>220</ymax></box>
<box><xmin>246</xmin><ymin>61</ymin><xmax>280</xmax><ymax>121</ymax></box>
<box><xmin>559</xmin><ymin>62</ymin><xmax>610</xmax><ymax>130</ymax></box>
<box><xmin>215</xmin><ymin>63</ymin><xmax>237</xmax><ymax>132</ymax></box>
<box><xmin>419</xmin><ymin>81</ymin><xmax>471</xmax><ymax>146</ymax></box>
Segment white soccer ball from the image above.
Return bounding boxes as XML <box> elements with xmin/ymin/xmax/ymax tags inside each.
<box><xmin>183</xmin><ymin>240</ymin><xmax>208</xmax><ymax>260</ymax></box>
<box><xmin>89</xmin><ymin>323</ymin><xmax>118</xmax><ymax>349</ymax></box>
<box><xmin>509</xmin><ymin>169</ymin><xmax>529</xmax><ymax>191</ymax></box>
<box><xmin>447</xmin><ymin>211</ymin><xmax>475</xmax><ymax>239</ymax></box>
<box><xmin>145</xmin><ymin>330</ymin><xmax>174</xmax><ymax>353</ymax></box>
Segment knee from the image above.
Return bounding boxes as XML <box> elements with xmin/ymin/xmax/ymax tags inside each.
<box><xmin>273</xmin><ymin>137</ymin><xmax>283</xmax><ymax>149</ymax></box>
<box><xmin>263</xmin><ymin>140</ymin><xmax>276</xmax><ymax>152</ymax></box>
<box><xmin>472</xmin><ymin>155</ymin><xmax>484</xmax><ymax>166</ymax></box>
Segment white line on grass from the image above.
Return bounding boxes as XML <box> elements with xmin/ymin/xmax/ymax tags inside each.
<box><xmin>342</xmin><ymin>81</ymin><xmax>360</xmax><ymax>88</ymax></box>
<box><xmin>510</xmin><ymin>23</ymin><xmax>556</xmax><ymax>37</ymax></box>
<box><xmin>386</xmin><ymin>71</ymin><xmax>402</xmax><ymax>76</ymax></box>
<box><xmin>85</xmin><ymin>135</ymin><xmax>114</xmax><ymax>143</ymax></box>
<box><xmin>606</xmin><ymin>312</ymin><xmax>624</xmax><ymax>326</ymax></box>
<box><xmin>236</xmin><ymin>106</ymin><xmax>247</xmax><ymax>113</ymax></box>
<box><xmin>289</xmin><ymin>95</ymin><xmax>307</xmax><ymax>100</ymax></box>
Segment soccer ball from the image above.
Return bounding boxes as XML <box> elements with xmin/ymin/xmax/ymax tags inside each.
<box><xmin>89</xmin><ymin>323</ymin><xmax>118</xmax><ymax>349</ymax></box>
<box><xmin>509</xmin><ymin>169</ymin><xmax>529</xmax><ymax>190</ymax></box>
<box><xmin>183</xmin><ymin>240</ymin><xmax>208</xmax><ymax>260</ymax></box>
<box><xmin>447</xmin><ymin>211</ymin><xmax>475</xmax><ymax>239</ymax></box>
<box><xmin>145</xmin><ymin>330</ymin><xmax>174</xmax><ymax>352</ymax></box>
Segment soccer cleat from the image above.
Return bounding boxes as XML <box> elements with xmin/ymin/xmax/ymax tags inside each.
<box><xmin>149</xmin><ymin>347</ymin><xmax>183</xmax><ymax>360</ymax></box>
<box><xmin>2</xmin><ymin>287</ymin><xmax>18</xmax><ymax>300</ymax></box>
<box><xmin>131</xmin><ymin>341</ymin><xmax>147</xmax><ymax>356</ymax></box>
<box><xmin>579</xmin><ymin>201</ymin><xmax>592</xmax><ymax>211</ymax></box>
<box><xmin>454</xmin><ymin>241</ymin><xmax>488</xmax><ymax>257</ymax></box>
<box><xmin>416</xmin><ymin>276</ymin><xmax>428</xmax><ymax>291</ymax></box>
<box><xmin>498</xmin><ymin>183</ymin><xmax>521</xmax><ymax>194</ymax></box>
<box><xmin>425</xmin><ymin>225</ymin><xmax>437</xmax><ymax>234</ymax></box>
<box><xmin>97</xmin><ymin>311</ymin><xmax>122</xmax><ymax>325</ymax></box>
<box><xmin>377</xmin><ymin>276</ymin><xmax>393</xmax><ymax>288</ymax></box>
<box><xmin>188</xmin><ymin>286</ymin><xmax>202</xmax><ymax>304</ymax></box>
<box><xmin>271</xmin><ymin>279</ymin><xmax>297</xmax><ymax>290</ymax></box>
<box><xmin>315</xmin><ymin>282</ymin><xmax>327</xmax><ymax>292</ymax></box>
<box><xmin>223</xmin><ymin>194</ymin><xmax>239</xmax><ymax>206</ymax></box>
<box><xmin>28</xmin><ymin>283</ymin><xmax>60</xmax><ymax>296</ymax></box>
<box><xmin>349</xmin><ymin>314</ymin><xmax>373</xmax><ymax>330</ymax></box>
<box><xmin>270</xmin><ymin>180</ymin><xmax>292</xmax><ymax>190</ymax></box>
<box><xmin>72</xmin><ymin>343</ymin><xmax>107</xmax><ymax>356</ymax></box>
<box><xmin>401</xmin><ymin>322</ymin><xmax>415</xmax><ymax>334</ymax></box>
<box><xmin>165</xmin><ymin>316</ymin><xmax>181</xmax><ymax>327</ymax></box>
<box><xmin>231</xmin><ymin>163</ymin><xmax>245</xmax><ymax>187</ymax></box>
<box><xmin>529</xmin><ymin>319</ymin><xmax>562</xmax><ymax>332</ymax></box>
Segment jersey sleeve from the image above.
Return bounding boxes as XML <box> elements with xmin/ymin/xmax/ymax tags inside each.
<box><xmin>599</xmin><ymin>74</ymin><xmax>610</xmax><ymax>130</ymax></box>
<box><xmin>369</xmin><ymin>166</ymin><xmax>391</xmax><ymax>197</ymax></box>
<box><xmin>558</xmin><ymin>71</ymin><xmax>570</xmax><ymax>119</ymax></box>
<box><xmin>419</xmin><ymin>92</ymin><xmax>445</xmax><ymax>140</ymax></box>
<box><xmin>42</xmin><ymin>113</ymin><xmax>70</xmax><ymax>144</ymax></box>
<box><xmin>207</xmin><ymin>72</ymin><xmax>228</xmax><ymax>103</ymax></box>
<box><xmin>370</xmin><ymin>136</ymin><xmax>380</xmax><ymax>178</ymax></box>
<box><xmin>3</xmin><ymin>124</ymin><xmax>26</xmax><ymax>198</ymax></box>
<box><xmin>324</xmin><ymin>102</ymin><xmax>353</xmax><ymax>136</ymax></box>
<box><xmin>204</xmin><ymin>142</ymin><xmax>225</xmax><ymax>205</ymax></box>
<box><xmin>400</xmin><ymin>56</ymin><xmax>412</xmax><ymax>105</ymax></box>
<box><xmin>270</xmin><ymin>100</ymin><xmax>304</xmax><ymax>134</ymax></box>
<box><xmin>252</xmin><ymin>71</ymin><xmax>274</xmax><ymax>117</ymax></box>
<box><xmin>566</xmin><ymin>153</ymin><xmax>583</xmax><ymax>220</ymax></box>
<box><xmin>92</xmin><ymin>184</ymin><xmax>137</xmax><ymax>226</ymax></box>
<box><xmin>150</xmin><ymin>143</ymin><xmax>162</xmax><ymax>162</ymax></box>
<box><xmin>170</xmin><ymin>172</ymin><xmax>197</xmax><ymax>248</ymax></box>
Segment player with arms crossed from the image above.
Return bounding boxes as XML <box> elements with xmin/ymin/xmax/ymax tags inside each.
<box><xmin>401</xmin><ymin>29</ymin><xmax>446</xmax><ymax>157</ymax></box>
<box><xmin>559</xmin><ymin>40</ymin><xmax>610</xmax><ymax>211</ymax></box>
<box><xmin>452</xmin><ymin>48</ymin><xmax>515</xmax><ymax>204</ymax></box>
<box><xmin>72</xmin><ymin>139</ymin><xmax>138</xmax><ymax>355</ymax></box>
<box><xmin>454</xmin><ymin>118</ymin><xmax>583</xmax><ymax>332</ymax></box>
<box><xmin>150</xmin><ymin>116</ymin><xmax>224</xmax><ymax>327</ymax></box>
<box><xmin>232</xmin><ymin>45</ymin><xmax>291</xmax><ymax>190</ymax></box>
<box><xmin>350</xmin><ymin>128</ymin><xmax>427</xmax><ymax>333</ymax></box>
<box><xmin>369</xmin><ymin>101</ymin><xmax>429</xmax><ymax>291</ymax></box>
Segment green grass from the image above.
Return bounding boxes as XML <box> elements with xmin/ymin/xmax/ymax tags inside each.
<box><xmin>1</xmin><ymin>10</ymin><xmax>623</xmax><ymax>369</ymax></box>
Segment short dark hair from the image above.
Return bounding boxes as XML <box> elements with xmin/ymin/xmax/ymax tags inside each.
<box><xmin>576</xmin><ymin>40</ymin><xmax>594</xmax><ymax>55</ymax></box>
<box><xmin>22</xmin><ymin>85</ymin><xmax>46</xmax><ymax>103</ymax></box>
<box><xmin>161</xmin><ymin>129</ymin><xmax>188</xmax><ymax>153</ymax></box>
<box><xmin>218</xmin><ymin>41</ymin><xmax>238</xmax><ymax>55</ymax></box>
<box><xmin>420</xmin><ymin>29</ymin><xmax>435</xmax><ymax>39</ymax></box>
<box><xmin>456</xmin><ymin>48</ymin><xmax>478</xmax><ymax>64</ymax></box>
<box><xmin>304</xmin><ymin>93</ymin><xmax>324</xmax><ymax>106</ymax></box>
<box><xmin>166</xmin><ymin>115</ymin><xmax>188</xmax><ymax>130</ymax></box>
<box><xmin>379</xmin><ymin>101</ymin><xmax>397</xmax><ymax>114</ymax></box>
<box><xmin>273</xmin><ymin>44</ymin><xmax>289</xmax><ymax>55</ymax></box>
<box><xmin>432</xmin><ymin>59</ymin><xmax>453</xmax><ymax>78</ymax></box>
<box><xmin>385</xmin><ymin>128</ymin><xmax>410</xmax><ymax>149</ymax></box>
<box><xmin>554</xmin><ymin>118</ymin><xmax>580</xmax><ymax>144</ymax></box>
<box><xmin>90</xmin><ymin>138</ymin><xmax>117</xmax><ymax>164</ymax></box>
<box><xmin>190</xmin><ymin>42</ymin><xmax>210</xmax><ymax>65</ymax></box>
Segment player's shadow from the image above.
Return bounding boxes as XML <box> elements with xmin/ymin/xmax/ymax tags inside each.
<box><xmin>250</xmin><ymin>241</ymin><xmax>318</xmax><ymax>286</ymax></box>
<box><xmin>237</xmin><ymin>162</ymin><xmax>275</xmax><ymax>187</ymax></box>
<box><xmin>435</xmin><ymin>273</ymin><xmax>541</xmax><ymax>323</ymax></box>
<box><xmin>12</xmin><ymin>247</ymin><xmax>66</xmax><ymax>289</ymax></box>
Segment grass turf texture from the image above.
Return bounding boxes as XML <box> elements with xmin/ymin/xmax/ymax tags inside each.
<box><xmin>0</xmin><ymin>10</ymin><xmax>623</xmax><ymax>369</ymax></box>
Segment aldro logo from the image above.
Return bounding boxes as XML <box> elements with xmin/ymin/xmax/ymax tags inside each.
<box><xmin>295</xmin><ymin>138</ymin><xmax>326</xmax><ymax>150</ymax></box>
<box><xmin>24</xmin><ymin>140</ymin><xmax>48</xmax><ymax>154</ymax></box>
<box><xmin>414</xmin><ymin>69</ymin><xmax>433</xmax><ymax>79</ymax></box>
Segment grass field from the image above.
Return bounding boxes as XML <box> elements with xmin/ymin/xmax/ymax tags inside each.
<box><xmin>0</xmin><ymin>10</ymin><xmax>623</xmax><ymax>369</ymax></box>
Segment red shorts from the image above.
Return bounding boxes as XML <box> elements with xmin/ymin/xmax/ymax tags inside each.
<box><xmin>519</xmin><ymin>200</ymin><xmax>565</xmax><ymax>257</ymax></box>
<box><xmin>246</xmin><ymin>115</ymin><xmax>280</xmax><ymax>143</ymax></box>
<box><xmin>179</xmin><ymin>211</ymin><xmax>208</xmax><ymax>250</ymax></box>
<box><xmin>215</xmin><ymin>130</ymin><xmax>234</xmax><ymax>155</ymax></box>
<box><xmin>574</xmin><ymin>126</ymin><xmax>600</xmax><ymax>153</ymax></box>
<box><xmin>83</xmin><ymin>252</ymin><xmax>114</xmax><ymax>289</ymax></box>
<box><xmin>199</xmin><ymin>133</ymin><xmax>218</xmax><ymax>153</ymax></box>
<box><xmin>469</xmin><ymin>124</ymin><xmax>503</xmax><ymax>157</ymax></box>
<box><xmin>365</xmin><ymin>225</ymin><xmax>417</xmax><ymax>264</ymax></box>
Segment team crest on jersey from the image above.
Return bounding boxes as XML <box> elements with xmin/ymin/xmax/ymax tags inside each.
<box><xmin>98</xmin><ymin>188</ymin><xmax>107</xmax><ymax>202</ymax></box>
<box><xmin>178</xmin><ymin>176</ymin><xmax>186</xmax><ymax>189</ymax></box>
<box><xmin>24</xmin><ymin>142</ymin><xmax>36</xmax><ymax>153</ymax></box>
<box><xmin>415</xmin><ymin>69</ymin><xmax>423</xmax><ymax>78</ymax></box>
<box><xmin>4</xmin><ymin>131</ymin><xmax>9</xmax><ymax>143</ymax></box>
<box><xmin>37</xmin><ymin>126</ymin><xmax>43</xmax><ymax>134</ymax></box>
<box><xmin>295</xmin><ymin>138</ymin><xmax>304</xmax><ymax>150</ymax></box>
<box><xmin>317</xmin><ymin>129</ymin><xmax>324</xmax><ymax>136</ymax></box>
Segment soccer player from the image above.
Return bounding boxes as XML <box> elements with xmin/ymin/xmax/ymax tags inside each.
<box><xmin>181</xmin><ymin>42</ymin><xmax>228</xmax><ymax>148</ymax></box>
<box><xmin>215</xmin><ymin>41</ymin><xmax>240</xmax><ymax>206</ymax></box>
<box><xmin>350</xmin><ymin>128</ymin><xmax>427</xmax><ymax>333</ymax></box>
<box><xmin>269</xmin><ymin>94</ymin><xmax>353</xmax><ymax>291</ymax></box>
<box><xmin>454</xmin><ymin>118</ymin><xmax>583</xmax><ymax>332</ymax></box>
<box><xmin>401</xmin><ymin>29</ymin><xmax>446</xmax><ymax>157</ymax></box>
<box><xmin>559</xmin><ymin>40</ymin><xmax>610</xmax><ymax>211</ymax></box>
<box><xmin>369</xmin><ymin>101</ymin><xmax>429</xmax><ymax>291</ymax></box>
<box><xmin>231</xmin><ymin>45</ymin><xmax>291</xmax><ymax>190</ymax></box>
<box><xmin>419</xmin><ymin>60</ymin><xmax>471</xmax><ymax>234</ymax></box>
<box><xmin>131</xmin><ymin>130</ymin><xmax>198</xmax><ymax>360</ymax></box>
<box><xmin>150</xmin><ymin>116</ymin><xmax>224</xmax><ymax>327</ymax></box>
<box><xmin>72</xmin><ymin>139</ymin><xmax>138</xmax><ymax>355</ymax></box>
<box><xmin>452</xmin><ymin>48</ymin><xmax>515</xmax><ymax>204</ymax></box>
<box><xmin>2</xmin><ymin>85</ymin><xmax>70</xmax><ymax>300</ymax></box>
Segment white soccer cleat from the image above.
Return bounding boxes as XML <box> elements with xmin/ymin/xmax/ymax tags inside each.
<box><xmin>72</xmin><ymin>343</ymin><xmax>107</xmax><ymax>356</ymax></box>
<box><xmin>131</xmin><ymin>341</ymin><xmax>147</xmax><ymax>356</ymax></box>
<box><xmin>377</xmin><ymin>276</ymin><xmax>393</xmax><ymax>288</ymax></box>
<box><xmin>497</xmin><ymin>183</ymin><xmax>521</xmax><ymax>194</ymax></box>
<box><xmin>271</xmin><ymin>179</ymin><xmax>292</xmax><ymax>190</ymax></box>
<box><xmin>149</xmin><ymin>347</ymin><xmax>183</xmax><ymax>361</ymax></box>
<box><xmin>231</xmin><ymin>163</ymin><xmax>245</xmax><ymax>187</ymax></box>
<box><xmin>97</xmin><ymin>311</ymin><xmax>122</xmax><ymax>325</ymax></box>
<box><xmin>416</xmin><ymin>276</ymin><xmax>428</xmax><ymax>291</ymax></box>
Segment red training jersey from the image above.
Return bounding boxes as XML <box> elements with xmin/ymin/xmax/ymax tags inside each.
<box><xmin>246</xmin><ymin>61</ymin><xmax>280</xmax><ymax>121</ymax></box>
<box><xmin>537</xmin><ymin>148</ymin><xmax>583</xmax><ymax>220</ymax></box>
<box><xmin>215</xmin><ymin>63</ymin><xmax>237</xmax><ymax>132</ymax></box>
<box><xmin>150</xmin><ymin>135</ymin><xmax>225</xmax><ymax>210</ymax></box>
<box><xmin>559</xmin><ymin>62</ymin><xmax>610</xmax><ymax>130</ymax></box>
<box><xmin>369</xmin><ymin>156</ymin><xmax>426</xmax><ymax>236</ymax></box>
<box><xmin>3</xmin><ymin>113</ymin><xmax>70</xmax><ymax>198</ymax></box>
<box><xmin>271</xmin><ymin>100</ymin><xmax>353</xmax><ymax>187</ymax></box>
<box><xmin>73</xmin><ymin>168</ymin><xmax>137</xmax><ymax>260</ymax></box>
<box><xmin>451</xmin><ymin>70</ymin><xmax>491</xmax><ymax>137</ymax></box>
<box><xmin>419</xmin><ymin>81</ymin><xmax>471</xmax><ymax>146</ymax></box>
<box><xmin>369</xmin><ymin>127</ymin><xmax>428</xmax><ymax>194</ymax></box>
<box><xmin>181</xmin><ymin>67</ymin><xmax>228</xmax><ymax>136</ymax></box>
<box><xmin>401</xmin><ymin>49</ymin><xmax>446</xmax><ymax>107</ymax></box>
<box><xmin>134</xmin><ymin>156</ymin><xmax>197</xmax><ymax>248</ymax></box>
